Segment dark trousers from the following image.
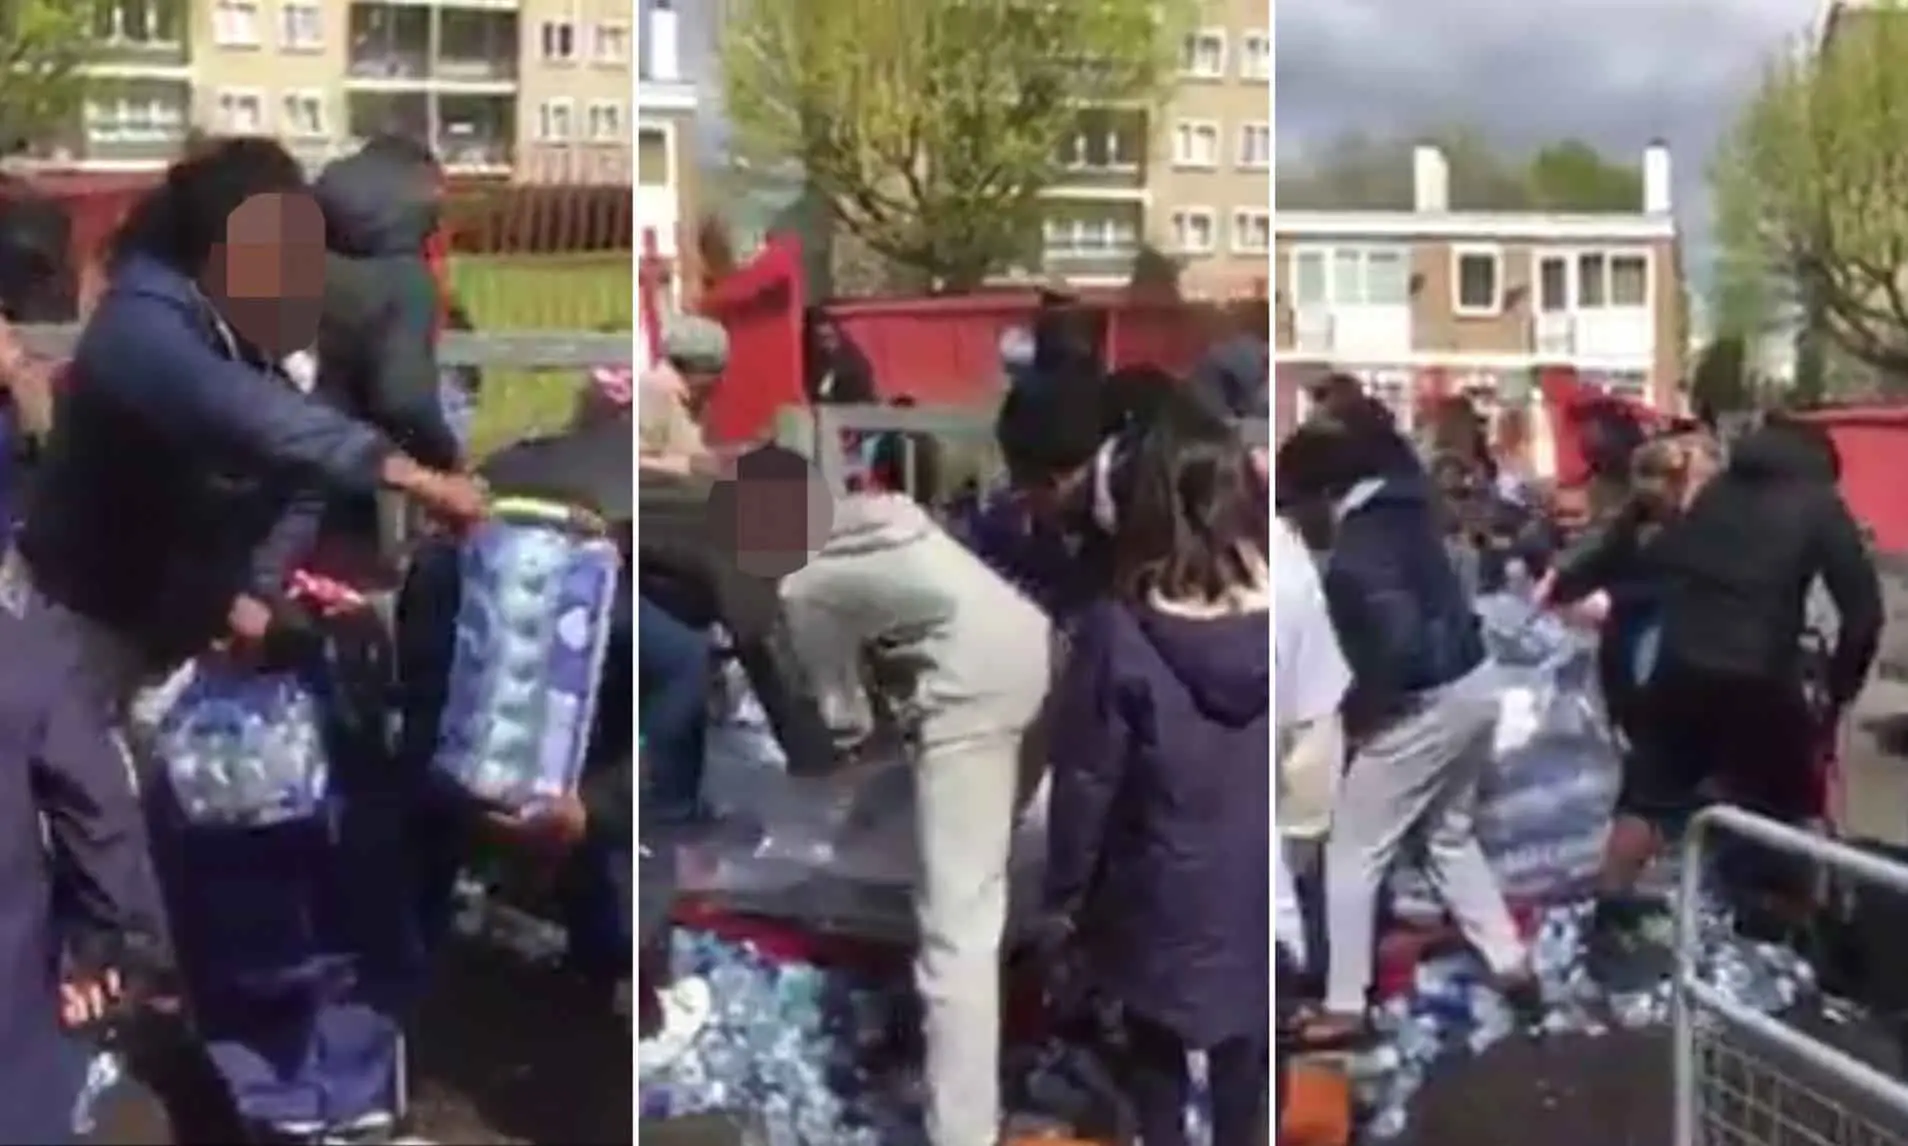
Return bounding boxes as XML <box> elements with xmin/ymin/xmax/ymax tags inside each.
<box><xmin>638</xmin><ymin>596</ymin><xmax>709</xmax><ymax>821</ymax></box>
<box><xmin>1123</xmin><ymin>1014</ymin><xmax>1268</xmax><ymax>1146</ymax></box>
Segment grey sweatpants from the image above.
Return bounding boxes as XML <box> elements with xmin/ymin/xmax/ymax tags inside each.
<box><xmin>1323</xmin><ymin>664</ymin><xmax>1524</xmax><ymax>1013</ymax></box>
<box><xmin>914</xmin><ymin>686</ymin><xmax>1048</xmax><ymax>1146</ymax></box>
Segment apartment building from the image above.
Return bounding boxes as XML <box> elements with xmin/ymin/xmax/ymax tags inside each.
<box><xmin>29</xmin><ymin>0</ymin><xmax>631</xmax><ymax>182</ymax></box>
<box><xmin>1272</xmin><ymin>142</ymin><xmax>1685</xmax><ymax>431</ymax></box>
<box><xmin>1040</xmin><ymin>0</ymin><xmax>1270</xmax><ymax>296</ymax></box>
<box><xmin>636</xmin><ymin>0</ymin><xmax>699</xmax><ymax>296</ymax></box>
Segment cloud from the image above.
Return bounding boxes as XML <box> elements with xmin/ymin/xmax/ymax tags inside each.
<box><xmin>1276</xmin><ymin>0</ymin><xmax>1816</xmax><ymax>259</ymax></box>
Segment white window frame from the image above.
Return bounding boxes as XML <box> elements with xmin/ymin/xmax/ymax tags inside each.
<box><xmin>1236</xmin><ymin>122</ymin><xmax>1271</xmax><ymax>171</ymax></box>
<box><xmin>1537</xmin><ymin>247</ymin><xmax>1653</xmax><ymax>311</ymax></box>
<box><xmin>214</xmin><ymin>87</ymin><xmax>268</xmax><ymax>135</ymax></box>
<box><xmin>84</xmin><ymin>95</ymin><xmax>184</xmax><ymax>144</ymax></box>
<box><xmin>1231</xmin><ymin>209</ymin><xmax>1270</xmax><ymax>255</ymax></box>
<box><xmin>586</xmin><ymin>99</ymin><xmax>624</xmax><ymax>142</ymax></box>
<box><xmin>592</xmin><ymin>19</ymin><xmax>631</xmax><ymax>64</ymax></box>
<box><xmin>540</xmin><ymin>19</ymin><xmax>579</xmax><ymax>63</ymax></box>
<box><xmin>99</xmin><ymin>0</ymin><xmax>184</xmax><ymax>46</ymax></box>
<box><xmin>211</xmin><ymin>0</ymin><xmax>261</xmax><ymax>47</ymax></box>
<box><xmin>1451</xmin><ymin>244</ymin><xmax>1504</xmax><ymax>317</ymax></box>
<box><xmin>1180</xmin><ymin>28</ymin><xmax>1226</xmax><ymax>78</ymax></box>
<box><xmin>1171</xmin><ymin>119</ymin><xmax>1220</xmax><ymax>170</ymax></box>
<box><xmin>1239</xmin><ymin>30</ymin><xmax>1270</xmax><ymax>81</ymax></box>
<box><xmin>280</xmin><ymin>90</ymin><xmax>328</xmax><ymax>139</ymax></box>
<box><xmin>538</xmin><ymin>97</ymin><xmax>577</xmax><ymax>142</ymax></box>
<box><xmin>1170</xmin><ymin>207</ymin><xmax>1216</xmax><ymax>256</ymax></box>
<box><xmin>278</xmin><ymin>0</ymin><xmax>324</xmax><ymax>51</ymax></box>
<box><xmin>1291</xmin><ymin>243</ymin><xmax>1413</xmax><ymax>307</ymax></box>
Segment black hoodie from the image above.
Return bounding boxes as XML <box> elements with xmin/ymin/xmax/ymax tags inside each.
<box><xmin>1555</xmin><ymin>424</ymin><xmax>1881</xmax><ymax>710</ymax></box>
<box><xmin>313</xmin><ymin>146</ymin><xmax>460</xmax><ymax>474</ymax></box>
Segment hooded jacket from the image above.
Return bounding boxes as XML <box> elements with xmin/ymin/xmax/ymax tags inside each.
<box><xmin>778</xmin><ymin>492</ymin><xmax>1053</xmax><ymax>747</ymax></box>
<box><xmin>1044</xmin><ymin>594</ymin><xmax>1271</xmax><ymax>1046</ymax></box>
<box><xmin>1320</xmin><ymin>470</ymin><xmax>1485</xmax><ymax>734</ymax></box>
<box><xmin>19</xmin><ymin>254</ymin><xmax>391</xmax><ymax>668</ymax></box>
<box><xmin>1552</xmin><ymin>423</ymin><xmax>1881</xmax><ymax>710</ymax></box>
<box><xmin>314</xmin><ymin>148</ymin><xmax>459</xmax><ymax>474</ymax></box>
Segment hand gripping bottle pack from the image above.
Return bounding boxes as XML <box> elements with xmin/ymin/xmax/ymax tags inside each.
<box><xmin>155</xmin><ymin>664</ymin><xmax>331</xmax><ymax>829</ymax></box>
<box><xmin>433</xmin><ymin>496</ymin><xmax>622</xmax><ymax>811</ymax></box>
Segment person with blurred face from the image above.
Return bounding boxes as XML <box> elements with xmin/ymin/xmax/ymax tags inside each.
<box><xmin>5</xmin><ymin>137</ymin><xmax>485</xmax><ymax>1144</ymax></box>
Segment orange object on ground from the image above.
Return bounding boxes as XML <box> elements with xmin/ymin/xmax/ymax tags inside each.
<box><xmin>1281</xmin><ymin>1060</ymin><xmax>1352</xmax><ymax>1146</ymax></box>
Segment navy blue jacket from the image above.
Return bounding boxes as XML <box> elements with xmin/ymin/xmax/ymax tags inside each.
<box><xmin>1045</xmin><ymin>599</ymin><xmax>1270</xmax><ymax>1047</ymax></box>
<box><xmin>1322</xmin><ymin>472</ymin><xmax>1485</xmax><ymax>734</ymax></box>
<box><xmin>18</xmin><ymin>255</ymin><xmax>392</xmax><ymax>669</ymax></box>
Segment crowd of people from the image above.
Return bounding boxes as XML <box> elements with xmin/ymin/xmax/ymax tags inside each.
<box><xmin>0</xmin><ymin>134</ymin><xmax>632</xmax><ymax>1145</ymax></box>
<box><xmin>1272</xmin><ymin>380</ymin><xmax>1883</xmax><ymax>1067</ymax></box>
<box><xmin>0</xmin><ymin>122</ymin><xmax>1885</xmax><ymax>1146</ymax></box>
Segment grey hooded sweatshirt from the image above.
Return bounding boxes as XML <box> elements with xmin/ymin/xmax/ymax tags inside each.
<box><xmin>779</xmin><ymin>493</ymin><xmax>1053</xmax><ymax>746</ymax></box>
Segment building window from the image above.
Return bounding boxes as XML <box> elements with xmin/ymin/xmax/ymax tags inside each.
<box><xmin>1293</xmin><ymin>245</ymin><xmax>1411</xmax><ymax>306</ymax></box>
<box><xmin>593</xmin><ymin>21</ymin><xmax>630</xmax><ymax>64</ymax></box>
<box><xmin>1576</xmin><ymin>251</ymin><xmax>1649</xmax><ymax>308</ymax></box>
<box><xmin>1231</xmin><ymin>209</ymin><xmax>1269</xmax><ymax>255</ymax></box>
<box><xmin>587</xmin><ymin>100</ymin><xmax>624</xmax><ymax>142</ymax></box>
<box><xmin>84</xmin><ymin>96</ymin><xmax>184</xmax><ymax>143</ymax></box>
<box><xmin>1172</xmin><ymin>120</ymin><xmax>1219</xmax><ymax>169</ymax></box>
<box><xmin>281</xmin><ymin>91</ymin><xmax>327</xmax><ymax>138</ymax></box>
<box><xmin>1180</xmin><ymin>30</ymin><xmax>1225</xmax><ymax>78</ymax></box>
<box><xmin>1453</xmin><ymin>246</ymin><xmax>1503</xmax><ymax>315</ymax></box>
<box><xmin>279</xmin><ymin>0</ymin><xmax>323</xmax><ymax>50</ymax></box>
<box><xmin>215</xmin><ymin>89</ymin><xmax>266</xmax><ymax>134</ymax></box>
<box><xmin>1240</xmin><ymin>31</ymin><xmax>1270</xmax><ymax>80</ymax></box>
<box><xmin>538</xmin><ymin>98</ymin><xmax>576</xmax><ymax>142</ymax></box>
<box><xmin>1237</xmin><ymin>123</ymin><xmax>1271</xmax><ymax>170</ymax></box>
<box><xmin>1170</xmin><ymin>208</ymin><xmax>1216</xmax><ymax>255</ymax></box>
<box><xmin>637</xmin><ymin>125</ymin><xmax>669</xmax><ymax>186</ymax></box>
<box><xmin>212</xmin><ymin>0</ymin><xmax>261</xmax><ymax>47</ymax></box>
<box><xmin>96</xmin><ymin>0</ymin><xmax>184</xmax><ymax>45</ymax></box>
<box><xmin>1044</xmin><ymin>216</ymin><xmax>1139</xmax><ymax>255</ymax></box>
<box><xmin>541</xmin><ymin>20</ymin><xmax>578</xmax><ymax>62</ymax></box>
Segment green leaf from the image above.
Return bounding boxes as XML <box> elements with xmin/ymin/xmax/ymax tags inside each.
<box><xmin>0</xmin><ymin>0</ymin><xmax>101</xmax><ymax>152</ymax></box>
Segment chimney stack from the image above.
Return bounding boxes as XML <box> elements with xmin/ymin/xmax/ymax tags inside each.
<box><xmin>1412</xmin><ymin>144</ymin><xmax>1449</xmax><ymax>213</ymax></box>
<box><xmin>645</xmin><ymin>1</ymin><xmax>681</xmax><ymax>83</ymax></box>
<box><xmin>1643</xmin><ymin>140</ymin><xmax>1672</xmax><ymax>215</ymax></box>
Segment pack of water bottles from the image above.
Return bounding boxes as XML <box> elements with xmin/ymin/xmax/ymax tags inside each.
<box><xmin>642</xmin><ymin>929</ymin><xmax>915</xmax><ymax>1146</ymax></box>
<box><xmin>1391</xmin><ymin>592</ymin><xmax>1620</xmax><ymax>922</ymax></box>
<box><xmin>154</xmin><ymin>663</ymin><xmax>330</xmax><ymax>828</ymax></box>
<box><xmin>434</xmin><ymin>498</ymin><xmax>622</xmax><ymax>811</ymax></box>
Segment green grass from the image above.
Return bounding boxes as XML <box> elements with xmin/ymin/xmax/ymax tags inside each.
<box><xmin>446</xmin><ymin>253</ymin><xmax>634</xmax><ymax>456</ymax></box>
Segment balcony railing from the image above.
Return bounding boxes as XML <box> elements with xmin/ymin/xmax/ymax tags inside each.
<box><xmin>1049</xmin><ymin>159</ymin><xmax>1146</xmax><ymax>192</ymax></box>
<box><xmin>1042</xmin><ymin>242</ymin><xmax>1139</xmax><ymax>279</ymax></box>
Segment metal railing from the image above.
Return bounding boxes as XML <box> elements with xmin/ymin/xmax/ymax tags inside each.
<box><xmin>10</xmin><ymin>324</ymin><xmax>630</xmax><ymax>370</ymax></box>
<box><xmin>781</xmin><ymin>402</ymin><xmax>1270</xmax><ymax>500</ymax></box>
<box><xmin>1673</xmin><ymin>805</ymin><xmax>1908</xmax><ymax>1146</ymax></box>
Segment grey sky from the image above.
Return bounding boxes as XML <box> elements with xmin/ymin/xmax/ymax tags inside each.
<box><xmin>1276</xmin><ymin>0</ymin><xmax>1816</xmax><ymax>260</ymax></box>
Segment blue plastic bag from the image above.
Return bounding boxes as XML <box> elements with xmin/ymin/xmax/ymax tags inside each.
<box><xmin>155</xmin><ymin>664</ymin><xmax>330</xmax><ymax>829</ymax></box>
<box><xmin>433</xmin><ymin>498</ymin><xmax>621</xmax><ymax>810</ymax></box>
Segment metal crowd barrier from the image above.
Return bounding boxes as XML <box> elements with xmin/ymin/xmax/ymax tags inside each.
<box><xmin>1673</xmin><ymin>805</ymin><xmax>1908</xmax><ymax>1146</ymax></box>
<box><xmin>10</xmin><ymin>323</ymin><xmax>633</xmax><ymax>369</ymax></box>
<box><xmin>779</xmin><ymin>402</ymin><xmax>1271</xmax><ymax>500</ymax></box>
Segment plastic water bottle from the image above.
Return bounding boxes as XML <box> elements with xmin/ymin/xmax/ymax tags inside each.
<box><xmin>70</xmin><ymin>1050</ymin><xmax>122</xmax><ymax>1135</ymax></box>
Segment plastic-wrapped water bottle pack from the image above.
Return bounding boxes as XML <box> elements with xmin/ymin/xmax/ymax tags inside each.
<box><xmin>435</xmin><ymin>511</ymin><xmax>620</xmax><ymax>810</ymax></box>
<box><xmin>1352</xmin><ymin>896</ymin><xmax>1819</xmax><ymax>1140</ymax></box>
<box><xmin>641</xmin><ymin>930</ymin><xmax>921</xmax><ymax>1146</ymax></box>
<box><xmin>156</xmin><ymin>669</ymin><xmax>329</xmax><ymax>828</ymax></box>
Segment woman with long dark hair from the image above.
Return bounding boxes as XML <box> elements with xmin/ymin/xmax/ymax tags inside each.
<box><xmin>0</xmin><ymin>137</ymin><xmax>483</xmax><ymax>1144</ymax></box>
<box><xmin>1041</xmin><ymin>399</ymin><xmax>1271</xmax><ymax>1146</ymax></box>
